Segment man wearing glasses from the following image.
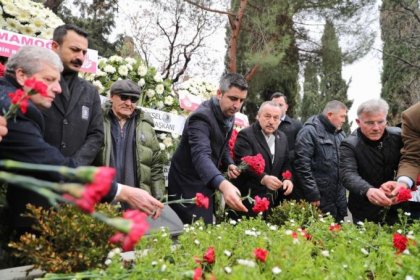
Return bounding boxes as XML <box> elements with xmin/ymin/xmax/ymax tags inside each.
<box><xmin>340</xmin><ymin>99</ymin><xmax>407</xmax><ymax>224</ymax></box>
<box><xmin>95</xmin><ymin>79</ymin><xmax>166</xmax><ymax>210</ymax></box>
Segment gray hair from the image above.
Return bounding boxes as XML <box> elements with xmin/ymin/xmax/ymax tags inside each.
<box><xmin>257</xmin><ymin>101</ymin><xmax>282</xmax><ymax>116</ymax></box>
<box><xmin>357</xmin><ymin>98</ymin><xmax>389</xmax><ymax>117</ymax></box>
<box><xmin>322</xmin><ymin>100</ymin><xmax>347</xmax><ymax>115</ymax></box>
<box><xmin>6</xmin><ymin>46</ymin><xmax>63</xmax><ymax>76</ymax></box>
<box><xmin>219</xmin><ymin>73</ymin><xmax>248</xmax><ymax>93</ymax></box>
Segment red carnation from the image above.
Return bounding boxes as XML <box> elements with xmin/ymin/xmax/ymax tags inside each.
<box><xmin>195</xmin><ymin>193</ymin><xmax>209</xmax><ymax>209</ymax></box>
<box><xmin>396</xmin><ymin>187</ymin><xmax>412</xmax><ymax>203</ymax></box>
<box><xmin>254</xmin><ymin>248</ymin><xmax>268</xmax><ymax>262</ymax></box>
<box><xmin>65</xmin><ymin>167</ymin><xmax>115</xmax><ymax>213</ymax></box>
<box><xmin>24</xmin><ymin>77</ymin><xmax>48</xmax><ymax>97</ymax></box>
<box><xmin>329</xmin><ymin>224</ymin><xmax>341</xmax><ymax>232</ymax></box>
<box><xmin>393</xmin><ymin>233</ymin><xmax>408</xmax><ymax>254</ymax></box>
<box><xmin>300</xmin><ymin>228</ymin><xmax>312</xmax><ymax>240</ymax></box>
<box><xmin>241</xmin><ymin>153</ymin><xmax>265</xmax><ymax>176</ymax></box>
<box><xmin>8</xmin><ymin>89</ymin><xmax>29</xmax><ymax>114</ymax></box>
<box><xmin>193</xmin><ymin>267</ymin><xmax>203</xmax><ymax>280</ymax></box>
<box><xmin>282</xmin><ymin>170</ymin><xmax>292</xmax><ymax>180</ymax></box>
<box><xmin>203</xmin><ymin>247</ymin><xmax>216</xmax><ymax>264</ymax></box>
<box><xmin>109</xmin><ymin>210</ymin><xmax>149</xmax><ymax>251</ymax></box>
<box><xmin>291</xmin><ymin>231</ymin><xmax>298</xmax><ymax>239</ymax></box>
<box><xmin>228</xmin><ymin>129</ymin><xmax>239</xmax><ymax>159</ymax></box>
<box><xmin>252</xmin><ymin>195</ymin><xmax>270</xmax><ymax>213</ymax></box>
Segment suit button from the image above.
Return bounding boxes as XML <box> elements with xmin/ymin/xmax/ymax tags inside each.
<box><xmin>61</xmin><ymin>142</ymin><xmax>66</xmax><ymax>149</ymax></box>
<box><xmin>63</xmin><ymin>119</ymin><xmax>68</xmax><ymax>125</ymax></box>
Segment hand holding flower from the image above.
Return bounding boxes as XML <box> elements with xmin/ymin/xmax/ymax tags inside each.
<box><xmin>227</xmin><ymin>164</ymin><xmax>241</xmax><ymax>179</ymax></box>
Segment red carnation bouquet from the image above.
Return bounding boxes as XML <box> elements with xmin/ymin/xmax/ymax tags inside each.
<box><xmin>3</xmin><ymin>78</ymin><xmax>47</xmax><ymax>119</ymax></box>
<box><xmin>238</xmin><ymin>153</ymin><xmax>265</xmax><ymax>176</ymax></box>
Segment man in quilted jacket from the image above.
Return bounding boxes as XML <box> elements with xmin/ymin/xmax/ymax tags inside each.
<box><xmin>95</xmin><ymin>80</ymin><xmax>165</xmax><ymax>211</ymax></box>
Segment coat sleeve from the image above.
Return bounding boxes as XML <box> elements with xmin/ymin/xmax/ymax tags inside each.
<box><xmin>397</xmin><ymin>104</ymin><xmax>420</xmax><ymax>184</ymax></box>
<box><xmin>294</xmin><ymin>126</ymin><xmax>320</xmax><ymax>201</ymax></box>
<box><xmin>72</xmin><ymin>90</ymin><xmax>104</xmax><ymax>166</ymax></box>
<box><xmin>339</xmin><ymin>141</ymin><xmax>371</xmax><ymax>196</ymax></box>
<box><xmin>0</xmin><ymin>113</ymin><xmax>75</xmax><ymax>167</ymax></box>
<box><xmin>188</xmin><ymin>114</ymin><xmax>224</xmax><ymax>189</ymax></box>
<box><xmin>149</xmin><ymin>128</ymin><xmax>165</xmax><ymax>200</ymax></box>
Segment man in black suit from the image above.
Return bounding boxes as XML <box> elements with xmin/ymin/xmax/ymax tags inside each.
<box><xmin>168</xmin><ymin>73</ymin><xmax>248</xmax><ymax>224</ymax></box>
<box><xmin>271</xmin><ymin>92</ymin><xmax>302</xmax><ymax>199</ymax></box>
<box><xmin>232</xmin><ymin>101</ymin><xmax>293</xmax><ymax>218</ymax></box>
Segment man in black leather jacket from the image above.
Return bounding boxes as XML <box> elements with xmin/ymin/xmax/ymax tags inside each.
<box><xmin>295</xmin><ymin>100</ymin><xmax>348</xmax><ymax>222</ymax></box>
<box><xmin>340</xmin><ymin>99</ymin><xmax>406</xmax><ymax>224</ymax></box>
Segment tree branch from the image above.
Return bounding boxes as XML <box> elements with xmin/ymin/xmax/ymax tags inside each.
<box><xmin>183</xmin><ymin>0</ymin><xmax>235</xmax><ymax>16</ymax></box>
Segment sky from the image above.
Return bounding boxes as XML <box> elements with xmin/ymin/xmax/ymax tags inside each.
<box><xmin>115</xmin><ymin>0</ymin><xmax>383</xmax><ymax>130</ymax></box>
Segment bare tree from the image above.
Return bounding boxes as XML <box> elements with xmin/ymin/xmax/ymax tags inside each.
<box><xmin>121</xmin><ymin>0</ymin><xmax>225</xmax><ymax>84</ymax></box>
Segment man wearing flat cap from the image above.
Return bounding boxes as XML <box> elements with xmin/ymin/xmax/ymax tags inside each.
<box><xmin>95</xmin><ymin>79</ymin><xmax>165</xmax><ymax>209</ymax></box>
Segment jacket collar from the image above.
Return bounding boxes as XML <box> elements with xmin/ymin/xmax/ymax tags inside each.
<box><xmin>319</xmin><ymin>114</ymin><xmax>341</xmax><ymax>134</ymax></box>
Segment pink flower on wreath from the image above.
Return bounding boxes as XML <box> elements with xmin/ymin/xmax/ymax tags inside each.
<box><xmin>109</xmin><ymin>210</ymin><xmax>149</xmax><ymax>251</ymax></box>
<box><xmin>195</xmin><ymin>193</ymin><xmax>209</xmax><ymax>209</ymax></box>
<box><xmin>396</xmin><ymin>187</ymin><xmax>412</xmax><ymax>203</ymax></box>
<box><xmin>254</xmin><ymin>248</ymin><xmax>269</xmax><ymax>262</ymax></box>
<box><xmin>65</xmin><ymin>167</ymin><xmax>115</xmax><ymax>213</ymax></box>
<box><xmin>252</xmin><ymin>195</ymin><xmax>270</xmax><ymax>213</ymax></box>
<box><xmin>393</xmin><ymin>233</ymin><xmax>408</xmax><ymax>254</ymax></box>
<box><xmin>241</xmin><ymin>153</ymin><xmax>265</xmax><ymax>176</ymax></box>
<box><xmin>203</xmin><ymin>247</ymin><xmax>216</xmax><ymax>264</ymax></box>
<box><xmin>282</xmin><ymin>170</ymin><xmax>292</xmax><ymax>180</ymax></box>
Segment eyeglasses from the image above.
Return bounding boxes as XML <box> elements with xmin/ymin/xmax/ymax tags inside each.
<box><xmin>362</xmin><ymin>120</ymin><xmax>387</xmax><ymax>127</ymax></box>
<box><xmin>119</xmin><ymin>94</ymin><xmax>139</xmax><ymax>103</ymax></box>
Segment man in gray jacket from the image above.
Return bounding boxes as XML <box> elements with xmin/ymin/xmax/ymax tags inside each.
<box><xmin>43</xmin><ymin>24</ymin><xmax>103</xmax><ymax>166</ymax></box>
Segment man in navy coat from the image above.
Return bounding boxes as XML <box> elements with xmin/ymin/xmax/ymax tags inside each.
<box><xmin>168</xmin><ymin>73</ymin><xmax>249</xmax><ymax>224</ymax></box>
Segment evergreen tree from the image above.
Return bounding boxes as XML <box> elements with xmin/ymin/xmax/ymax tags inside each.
<box><xmin>380</xmin><ymin>0</ymin><xmax>420</xmax><ymax>125</ymax></box>
<box><xmin>319</xmin><ymin>20</ymin><xmax>352</xmax><ymax>131</ymax></box>
<box><xmin>301</xmin><ymin>60</ymin><xmax>322</xmax><ymax>122</ymax></box>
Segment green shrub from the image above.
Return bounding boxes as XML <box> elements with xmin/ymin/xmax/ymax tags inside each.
<box><xmin>8</xmin><ymin>203</ymin><xmax>121</xmax><ymax>273</ymax></box>
<box><xmin>267</xmin><ymin>200</ymin><xmax>323</xmax><ymax>227</ymax></box>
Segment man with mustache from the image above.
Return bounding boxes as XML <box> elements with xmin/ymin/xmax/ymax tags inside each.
<box><xmin>168</xmin><ymin>73</ymin><xmax>248</xmax><ymax>224</ymax></box>
<box><xmin>0</xmin><ymin>47</ymin><xmax>163</xmax><ymax>235</ymax></box>
<box><xmin>231</xmin><ymin>101</ymin><xmax>293</xmax><ymax>219</ymax></box>
<box><xmin>43</xmin><ymin>24</ymin><xmax>103</xmax><ymax>167</ymax></box>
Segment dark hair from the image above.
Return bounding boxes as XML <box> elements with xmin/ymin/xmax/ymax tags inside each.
<box><xmin>219</xmin><ymin>73</ymin><xmax>248</xmax><ymax>93</ymax></box>
<box><xmin>270</xmin><ymin>92</ymin><xmax>287</xmax><ymax>104</ymax></box>
<box><xmin>53</xmin><ymin>24</ymin><xmax>88</xmax><ymax>44</ymax></box>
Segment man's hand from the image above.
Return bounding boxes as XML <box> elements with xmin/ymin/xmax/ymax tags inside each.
<box><xmin>0</xmin><ymin>116</ymin><xmax>7</xmax><ymax>142</ymax></box>
<box><xmin>219</xmin><ymin>180</ymin><xmax>248</xmax><ymax>212</ymax></box>
<box><xmin>227</xmin><ymin>164</ymin><xmax>241</xmax><ymax>179</ymax></box>
<box><xmin>282</xmin><ymin>179</ymin><xmax>294</xmax><ymax>195</ymax></box>
<box><xmin>366</xmin><ymin>188</ymin><xmax>393</xmax><ymax>207</ymax></box>
<box><xmin>380</xmin><ymin>181</ymin><xmax>398</xmax><ymax>197</ymax></box>
<box><xmin>381</xmin><ymin>180</ymin><xmax>410</xmax><ymax>199</ymax></box>
<box><xmin>261</xmin><ymin>175</ymin><xmax>282</xmax><ymax>191</ymax></box>
<box><xmin>115</xmin><ymin>184</ymin><xmax>164</xmax><ymax>219</ymax></box>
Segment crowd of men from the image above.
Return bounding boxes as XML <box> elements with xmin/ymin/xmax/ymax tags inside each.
<box><xmin>0</xmin><ymin>23</ymin><xmax>419</xmax><ymax>249</ymax></box>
